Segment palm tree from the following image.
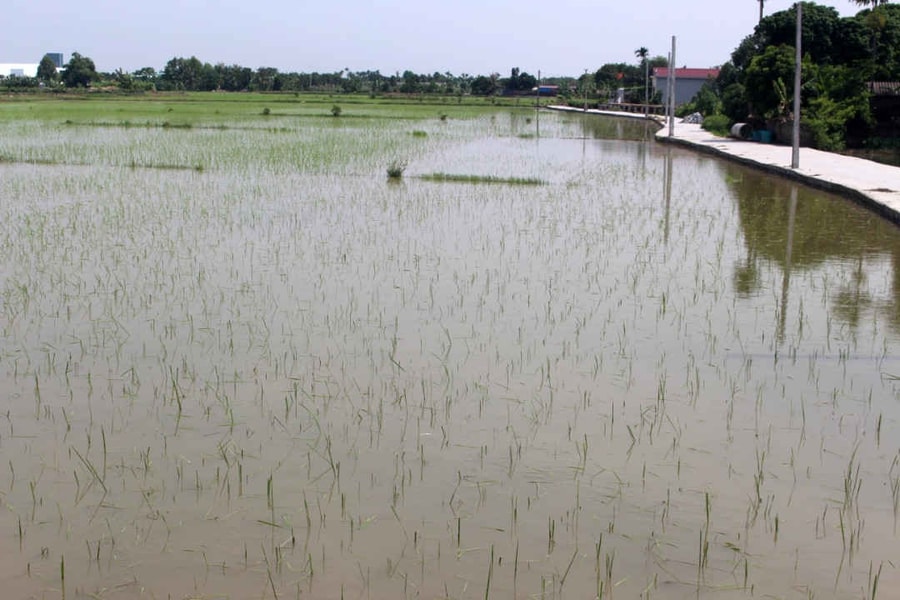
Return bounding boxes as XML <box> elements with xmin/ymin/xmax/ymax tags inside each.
<box><xmin>635</xmin><ymin>47</ymin><xmax>649</xmax><ymax>112</ymax></box>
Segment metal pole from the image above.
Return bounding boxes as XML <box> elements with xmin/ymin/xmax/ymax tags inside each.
<box><xmin>791</xmin><ymin>2</ymin><xmax>802</xmax><ymax>169</ymax></box>
<box><xmin>668</xmin><ymin>36</ymin><xmax>676</xmax><ymax>137</ymax></box>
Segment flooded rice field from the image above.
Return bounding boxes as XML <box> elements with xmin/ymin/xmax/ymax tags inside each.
<box><xmin>1</xmin><ymin>105</ymin><xmax>899</xmax><ymax>599</ymax></box>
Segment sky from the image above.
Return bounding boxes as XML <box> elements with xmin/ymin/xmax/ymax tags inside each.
<box><xmin>5</xmin><ymin>0</ymin><xmax>868</xmax><ymax>77</ymax></box>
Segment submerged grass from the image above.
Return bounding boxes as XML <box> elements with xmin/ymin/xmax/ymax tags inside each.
<box><xmin>63</xmin><ymin>119</ymin><xmax>295</xmax><ymax>133</ymax></box>
<box><xmin>0</xmin><ymin>153</ymin><xmax>203</xmax><ymax>171</ymax></box>
<box><xmin>418</xmin><ymin>172</ymin><xmax>545</xmax><ymax>185</ymax></box>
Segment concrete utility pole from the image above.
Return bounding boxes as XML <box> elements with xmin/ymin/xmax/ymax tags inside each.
<box><xmin>644</xmin><ymin>55</ymin><xmax>649</xmax><ymax>116</ymax></box>
<box><xmin>759</xmin><ymin>0</ymin><xmax>765</xmax><ymax>24</ymax></box>
<box><xmin>583</xmin><ymin>69</ymin><xmax>589</xmax><ymax>111</ymax></box>
<box><xmin>792</xmin><ymin>2</ymin><xmax>802</xmax><ymax>169</ymax></box>
<box><xmin>668</xmin><ymin>36</ymin><xmax>676</xmax><ymax>137</ymax></box>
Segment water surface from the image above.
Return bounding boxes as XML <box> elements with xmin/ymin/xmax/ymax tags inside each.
<box><xmin>1</xmin><ymin>108</ymin><xmax>898</xmax><ymax>599</ymax></box>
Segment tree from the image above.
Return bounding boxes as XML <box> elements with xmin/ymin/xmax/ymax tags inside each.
<box><xmin>36</xmin><ymin>54</ymin><xmax>59</xmax><ymax>83</ymax></box>
<box><xmin>218</xmin><ymin>64</ymin><xmax>252</xmax><ymax>91</ymax></box>
<box><xmin>803</xmin><ymin>63</ymin><xmax>871</xmax><ymax>149</ymax></box>
<box><xmin>505</xmin><ymin>67</ymin><xmax>520</xmax><ymax>92</ymax></box>
<box><xmin>133</xmin><ymin>67</ymin><xmax>158</xmax><ymax>83</ymax></box>
<box><xmin>851</xmin><ymin>0</ymin><xmax>889</xmax><ymax>5</ymax></box>
<box><xmin>503</xmin><ymin>67</ymin><xmax>537</xmax><ymax>93</ymax></box>
<box><xmin>517</xmin><ymin>71</ymin><xmax>537</xmax><ymax>91</ymax></box>
<box><xmin>61</xmin><ymin>52</ymin><xmax>98</xmax><ymax>88</ymax></box>
<box><xmin>252</xmin><ymin>67</ymin><xmax>278</xmax><ymax>92</ymax></box>
<box><xmin>744</xmin><ymin>45</ymin><xmax>801</xmax><ymax>118</ymax></box>
<box><xmin>114</xmin><ymin>69</ymin><xmax>134</xmax><ymax>91</ymax></box>
<box><xmin>594</xmin><ymin>63</ymin><xmax>640</xmax><ymax>101</ymax></box>
<box><xmin>199</xmin><ymin>62</ymin><xmax>221</xmax><ymax>91</ymax></box>
<box><xmin>721</xmin><ymin>81</ymin><xmax>749</xmax><ymax>122</ymax></box>
<box><xmin>400</xmin><ymin>70</ymin><xmax>420</xmax><ymax>93</ymax></box>
<box><xmin>160</xmin><ymin>56</ymin><xmax>204</xmax><ymax>91</ymax></box>
<box><xmin>756</xmin><ymin>3</ymin><xmax>844</xmax><ymax>65</ymax></box>
<box><xmin>853</xmin><ymin>3</ymin><xmax>900</xmax><ymax>79</ymax></box>
<box><xmin>635</xmin><ymin>47</ymin><xmax>649</xmax><ymax>106</ymax></box>
<box><xmin>470</xmin><ymin>74</ymin><xmax>497</xmax><ymax>96</ymax></box>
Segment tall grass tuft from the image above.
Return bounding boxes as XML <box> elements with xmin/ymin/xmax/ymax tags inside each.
<box><xmin>386</xmin><ymin>160</ymin><xmax>407</xmax><ymax>179</ymax></box>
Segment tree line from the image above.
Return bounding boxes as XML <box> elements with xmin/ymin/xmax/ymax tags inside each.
<box><xmin>4</xmin><ymin>54</ymin><xmax>565</xmax><ymax>97</ymax></box>
<box><xmin>7</xmin><ymin>49</ymin><xmax>670</xmax><ymax>103</ymax></box>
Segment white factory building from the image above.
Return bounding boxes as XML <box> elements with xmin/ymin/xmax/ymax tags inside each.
<box><xmin>1</xmin><ymin>55</ymin><xmax>63</xmax><ymax>78</ymax></box>
<box><xmin>0</xmin><ymin>63</ymin><xmax>40</xmax><ymax>78</ymax></box>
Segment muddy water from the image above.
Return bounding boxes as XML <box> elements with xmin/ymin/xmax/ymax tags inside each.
<box><xmin>1</xmin><ymin>110</ymin><xmax>899</xmax><ymax>599</ymax></box>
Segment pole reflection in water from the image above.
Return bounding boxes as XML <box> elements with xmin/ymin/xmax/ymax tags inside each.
<box><xmin>637</xmin><ymin>126</ymin><xmax>647</xmax><ymax>174</ymax></box>
<box><xmin>777</xmin><ymin>186</ymin><xmax>798</xmax><ymax>345</ymax></box>
<box><xmin>663</xmin><ymin>148</ymin><xmax>673</xmax><ymax>245</ymax></box>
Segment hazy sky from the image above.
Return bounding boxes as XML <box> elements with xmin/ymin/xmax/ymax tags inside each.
<box><xmin>6</xmin><ymin>0</ymin><xmax>865</xmax><ymax>76</ymax></box>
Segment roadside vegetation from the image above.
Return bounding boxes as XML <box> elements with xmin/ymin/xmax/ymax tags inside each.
<box><xmin>679</xmin><ymin>1</ymin><xmax>900</xmax><ymax>156</ymax></box>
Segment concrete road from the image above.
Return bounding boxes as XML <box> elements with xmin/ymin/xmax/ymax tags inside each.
<box><xmin>656</xmin><ymin>121</ymin><xmax>900</xmax><ymax>224</ymax></box>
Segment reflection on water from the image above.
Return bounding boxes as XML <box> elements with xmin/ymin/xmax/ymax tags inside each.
<box><xmin>663</xmin><ymin>147</ymin><xmax>673</xmax><ymax>244</ymax></box>
<box><xmin>562</xmin><ymin>111</ymin><xmax>658</xmax><ymax>141</ymax></box>
<box><xmin>777</xmin><ymin>188</ymin><xmax>798</xmax><ymax>344</ymax></box>
<box><xmin>727</xmin><ymin>164</ymin><xmax>900</xmax><ymax>335</ymax></box>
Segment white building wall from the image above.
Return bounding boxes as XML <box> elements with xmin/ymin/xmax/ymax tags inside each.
<box><xmin>0</xmin><ymin>64</ymin><xmax>40</xmax><ymax>77</ymax></box>
<box><xmin>653</xmin><ymin>76</ymin><xmax>709</xmax><ymax>107</ymax></box>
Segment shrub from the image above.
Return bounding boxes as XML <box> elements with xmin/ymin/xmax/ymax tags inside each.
<box><xmin>675</xmin><ymin>102</ymin><xmax>696</xmax><ymax>118</ymax></box>
<box><xmin>701</xmin><ymin>114</ymin><xmax>731</xmax><ymax>137</ymax></box>
<box><xmin>331</xmin><ymin>104</ymin><xmax>342</xmax><ymax>117</ymax></box>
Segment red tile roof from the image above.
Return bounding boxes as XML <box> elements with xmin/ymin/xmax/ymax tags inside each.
<box><xmin>652</xmin><ymin>68</ymin><xmax>720</xmax><ymax>80</ymax></box>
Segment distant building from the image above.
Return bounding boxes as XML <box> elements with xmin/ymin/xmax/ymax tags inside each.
<box><xmin>652</xmin><ymin>68</ymin><xmax>720</xmax><ymax>107</ymax></box>
<box><xmin>0</xmin><ymin>64</ymin><xmax>40</xmax><ymax>78</ymax></box>
<box><xmin>868</xmin><ymin>81</ymin><xmax>900</xmax><ymax>139</ymax></box>
<box><xmin>46</xmin><ymin>53</ymin><xmax>64</xmax><ymax>68</ymax></box>
<box><xmin>0</xmin><ymin>54</ymin><xmax>64</xmax><ymax>78</ymax></box>
<box><xmin>535</xmin><ymin>85</ymin><xmax>559</xmax><ymax>97</ymax></box>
